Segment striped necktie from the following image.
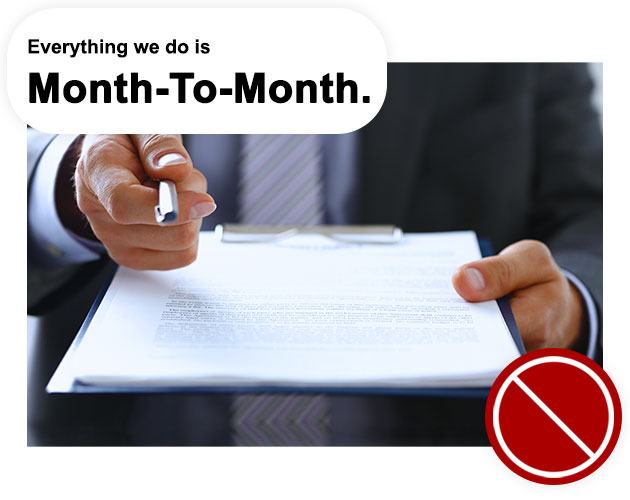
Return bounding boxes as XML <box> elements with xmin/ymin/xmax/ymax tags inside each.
<box><xmin>237</xmin><ymin>134</ymin><xmax>325</xmax><ymax>225</ymax></box>
<box><xmin>232</xmin><ymin>134</ymin><xmax>330</xmax><ymax>446</ymax></box>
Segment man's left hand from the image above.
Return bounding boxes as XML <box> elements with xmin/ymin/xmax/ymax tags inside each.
<box><xmin>452</xmin><ymin>240</ymin><xmax>585</xmax><ymax>351</ymax></box>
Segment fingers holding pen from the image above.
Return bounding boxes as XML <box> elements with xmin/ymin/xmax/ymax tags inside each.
<box><xmin>78</xmin><ymin>183</ymin><xmax>215</xmax><ymax>226</ymax></box>
<box><xmin>75</xmin><ymin>134</ymin><xmax>217</xmax><ymax>270</ymax></box>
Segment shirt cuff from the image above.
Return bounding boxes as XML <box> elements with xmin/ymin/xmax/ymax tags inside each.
<box><xmin>28</xmin><ymin>134</ymin><xmax>104</xmax><ymax>268</ymax></box>
<box><xmin>562</xmin><ymin>269</ymin><xmax>598</xmax><ymax>360</ymax></box>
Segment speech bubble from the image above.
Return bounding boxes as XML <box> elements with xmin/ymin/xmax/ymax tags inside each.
<box><xmin>8</xmin><ymin>8</ymin><xmax>387</xmax><ymax>134</ymax></box>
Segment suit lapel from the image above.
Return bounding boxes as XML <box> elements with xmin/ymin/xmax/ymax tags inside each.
<box><xmin>359</xmin><ymin>64</ymin><xmax>440</xmax><ymax>226</ymax></box>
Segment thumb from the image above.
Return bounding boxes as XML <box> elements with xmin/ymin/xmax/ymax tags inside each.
<box><xmin>131</xmin><ymin>134</ymin><xmax>192</xmax><ymax>182</ymax></box>
<box><xmin>452</xmin><ymin>240</ymin><xmax>558</xmax><ymax>302</ymax></box>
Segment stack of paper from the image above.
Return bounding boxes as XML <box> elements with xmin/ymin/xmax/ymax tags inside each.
<box><xmin>54</xmin><ymin>230</ymin><xmax>521</xmax><ymax>389</ymax></box>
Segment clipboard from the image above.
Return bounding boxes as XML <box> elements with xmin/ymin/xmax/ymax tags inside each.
<box><xmin>47</xmin><ymin>226</ymin><xmax>525</xmax><ymax>397</ymax></box>
<box><xmin>217</xmin><ymin>224</ymin><xmax>403</xmax><ymax>244</ymax></box>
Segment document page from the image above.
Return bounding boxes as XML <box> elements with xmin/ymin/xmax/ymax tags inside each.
<box><xmin>69</xmin><ymin>230</ymin><xmax>520</xmax><ymax>387</ymax></box>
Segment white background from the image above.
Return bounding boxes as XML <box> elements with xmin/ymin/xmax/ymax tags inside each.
<box><xmin>2</xmin><ymin>1</ymin><xmax>628</xmax><ymax>499</ymax></box>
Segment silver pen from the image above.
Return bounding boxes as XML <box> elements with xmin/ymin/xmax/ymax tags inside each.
<box><xmin>154</xmin><ymin>180</ymin><xmax>179</xmax><ymax>225</ymax></box>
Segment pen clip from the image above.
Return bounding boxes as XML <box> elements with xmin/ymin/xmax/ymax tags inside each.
<box><xmin>154</xmin><ymin>180</ymin><xmax>179</xmax><ymax>225</ymax></box>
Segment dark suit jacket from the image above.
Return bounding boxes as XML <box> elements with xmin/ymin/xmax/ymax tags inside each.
<box><xmin>27</xmin><ymin>63</ymin><xmax>602</xmax><ymax>445</ymax></box>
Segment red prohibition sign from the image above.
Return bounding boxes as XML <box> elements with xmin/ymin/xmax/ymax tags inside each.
<box><xmin>485</xmin><ymin>348</ymin><xmax>622</xmax><ymax>485</ymax></box>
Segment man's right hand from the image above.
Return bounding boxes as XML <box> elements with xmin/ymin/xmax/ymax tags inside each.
<box><xmin>74</xmin><ymin>134</ymin><xmax>216</xmax><ymax>270</ymax></box>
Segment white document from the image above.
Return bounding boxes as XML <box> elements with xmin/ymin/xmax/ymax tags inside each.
<box><xmin>65</xmin><ymin>230</ymin><xmax>520</xmax><ymax>388</ymax></box>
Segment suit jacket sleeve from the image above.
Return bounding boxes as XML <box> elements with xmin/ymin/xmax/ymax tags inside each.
<box><xmin>27</xmin><ymin>129</ymin><xmax>105</xmax><ymax>315</ymax></box>
<box><xmin>529</xmin><ymin>64</ymin><xmax>603</xmax><ymax>361</ymax></box>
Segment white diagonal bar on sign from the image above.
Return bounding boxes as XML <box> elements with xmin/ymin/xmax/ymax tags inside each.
<box><xmin>513</xmin><ymin>376</ymin><xmax>595</xmax><ymax>458</ymax></box>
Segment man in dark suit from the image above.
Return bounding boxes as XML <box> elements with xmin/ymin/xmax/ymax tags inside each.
<box><xmin>27</xmin><ymin>63</ymin><xmax>602</xmax><ymax>445</ymax></box>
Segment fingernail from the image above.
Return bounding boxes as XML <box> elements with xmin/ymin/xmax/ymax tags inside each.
<box><xmin>465</xmin><ymin>268</ymin><xmax>485</xmax><ymax>290</ymax></box>
<box><xmin>156</xmin><ymin>153</ymin><xmax>187</xmax><ymax>168</ymax></box>
<box><xmin>190</xmin><ymin>202</ymin><xmax>217</xmax><ymax>219</ymax></box>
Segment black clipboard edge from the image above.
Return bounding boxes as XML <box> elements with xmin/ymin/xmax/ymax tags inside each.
<box><xmin>478</xmin><ymin>238</ymin><xmax>526</xmax><ymax>356</ymax></box>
